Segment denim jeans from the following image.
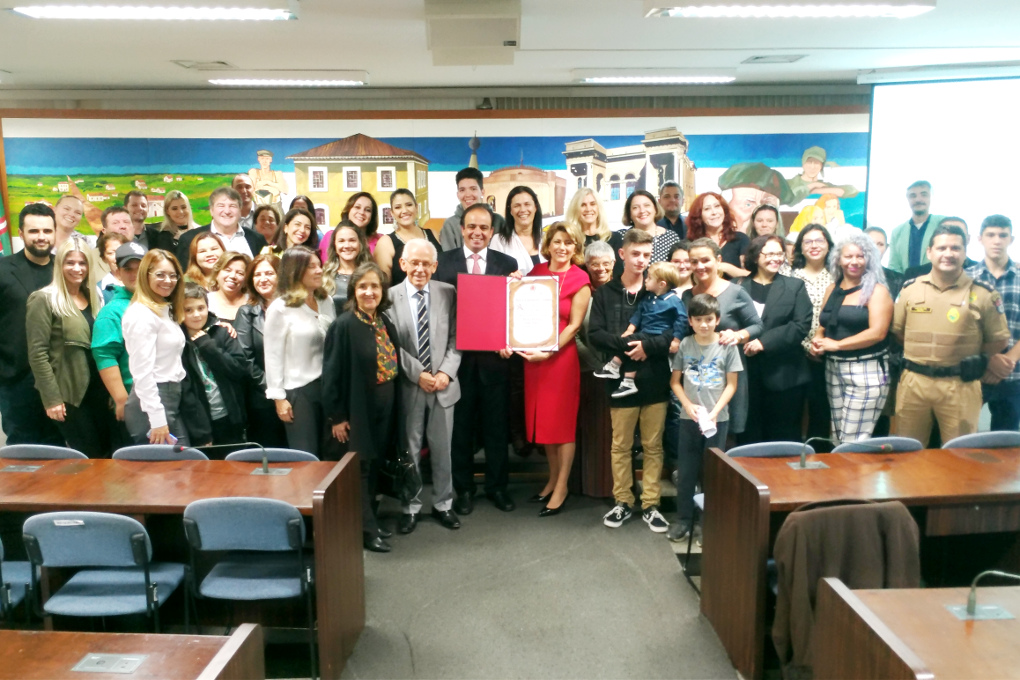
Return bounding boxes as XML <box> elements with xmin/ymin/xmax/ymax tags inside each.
<box><xmin>982</xmin><ymin>379</ymin><xmax>1020</xmax><ymax>431</ymax></box>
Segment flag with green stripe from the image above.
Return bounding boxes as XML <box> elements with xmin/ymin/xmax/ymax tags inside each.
<box><xmin>0</xmin><ymin>200</ymin><xmax>10</xmax><ymax>256</ymax></box>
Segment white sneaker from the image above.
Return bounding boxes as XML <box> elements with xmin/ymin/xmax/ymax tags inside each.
<box><xmin>611</xmin><ymin>378</ymin><xmax>638</xmax><ymax>398</ymax></box>
<box><xmin>642</xmin><ymin>506</ymin><xmax>670</xmax><ymax>533</ymax></box>
<box><xmin>593</xmin><ymin>361</ymin><xmax>621</xmax><ymax>379</ymax></box>
<box><xmin>603</xmin><ymin>503</ymin><xmax>633</xmax><ymax>528</ymax></box>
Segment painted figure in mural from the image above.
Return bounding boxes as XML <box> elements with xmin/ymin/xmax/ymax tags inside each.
<box><xmin>789</xmin><ymin>193</ymin><xmax>847</xmax><ymax>237</ymax></box>
<box><xmin>716</xmin><ymin>162</ymin><xmax>794</xmax><ymax>234</ymax></box>
<box><xmin>784</xmin><ymin>146</ymin><xmax>859</xmax><ymax>205</ymax></box>
<box><xmin>249</xmin><ymin>150</ymin><xmax>287</xmax><ymax>212</ymax></box>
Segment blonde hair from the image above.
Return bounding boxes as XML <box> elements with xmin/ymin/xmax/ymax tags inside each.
<box><xmin>133</xmin><ymin>249</ymin><xmax>186</xmax><ymax>323</ymax></box>
<box><xmin>647</xmin><ymin>261</ymin><xmax>681</xmax><ymax>289</ymax></box>
<box><xmin>564</xmin><ymin>188</ymin><xmax>610</xmax><ymax>243</ymax></box>
<box><xmin>540</xmin><ymin>221</ymin><xmax>585</xmax><ymax>266</ymax></box>
<box><xmin>45</xmin><ymin>236</ymin><xmax>97</xmax><ymax>318</ymax></box>
<box><xmin>161</xmin><ymin>190</ymin><xmax>198</xmax><ymax>235</ymax></box>
<box><xmin>185</xmin><ymin>232</ymin><xmax>226</xmax><ymax>289</ymax></box>
<box><xmin>277</xmin><ymin>246</ymin><xmax>329</xmax><ymax>308</ymax></box>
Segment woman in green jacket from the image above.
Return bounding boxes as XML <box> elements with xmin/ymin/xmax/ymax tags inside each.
<box><xmin>26</xmin><ymin>236</ymin><xmax>114</xmax><ymax>457</ymax></box>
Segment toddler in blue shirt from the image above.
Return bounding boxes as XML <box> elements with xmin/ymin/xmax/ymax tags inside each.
<box><xmin>595</xmin><ymin>262</ymin><xmax>689</xmax><ymax>398</ymax></box>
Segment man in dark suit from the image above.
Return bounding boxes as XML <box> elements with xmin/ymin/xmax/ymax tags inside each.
<box><xmin>0</xmin><ymin>204</ymin><xmax>63</xmax><ymax>446</ymax></box>
<box><xmin>123</xmin><ymin>190</ymin><xmax>162</xmax><ymax>250</ymax></box>
<box><xmin>434</xmin><ymin>203</ymin><xmax>519</xmax><ymax>515</ymax></box>
<box><xmin>176</xmin><ymin>186</ymin><xmax>267</xmax><ymax>268</ymax></box>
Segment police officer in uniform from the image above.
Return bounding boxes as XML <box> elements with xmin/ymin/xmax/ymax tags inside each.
<box><xmin>892</xmin><ymin>223</ymin><xmax>1010</xmax><ymax>445</ymax></box>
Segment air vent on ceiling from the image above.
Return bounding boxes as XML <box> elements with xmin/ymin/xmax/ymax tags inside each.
<box><xmin>425</xmin><ymin>0</ymin><xmax>521</xmax><ymax>66</ymax></box>
<box><xmin>742</xmin><ymin>55</ymin><xmax>806</xmax><ymax>64</ymax></box>
<box><xmin>172</xmin><ymin>60</ymin><xmax>237</xmax><ymax>71</ymax></box>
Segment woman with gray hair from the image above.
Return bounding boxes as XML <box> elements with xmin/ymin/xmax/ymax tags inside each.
<box><xmin>809</xmin><ymin>232</ymin><xmax>893</xmax><ymax>443</ymax></box>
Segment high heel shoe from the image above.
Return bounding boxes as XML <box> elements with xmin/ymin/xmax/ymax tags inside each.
<box><xmin>539</xmin><ymin>493</ymin><xmax>570</xmax><ymax>517</ymax></box>
<box><xmin>528</xmin><ymin>492</ymin><xmax>552</xmax><ymax>504</ymax></box>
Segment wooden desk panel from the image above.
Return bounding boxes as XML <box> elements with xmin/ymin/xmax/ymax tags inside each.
<box><xmin>815</xmin><ymin>578</ymin><xmax>1020</xmax><ymax>680</ymax></box>
<box><xmin>0</xmin><ymin>458</ymin><xmax>334</xmax><ymax>515</ymax></box>
<box><xmin>0</xmin><ymin>624</ymin><xmax>263</xmax><ymax>680</ymax></box>
<box><xmin>0</xmin><ymin>454</ymin><xmax>364</xmax><ymax>679</ymax></box>
<box><xmin>700</xmin><ymin>447</ymin><xmax>1020</xmax><ymax>680</ymax></box>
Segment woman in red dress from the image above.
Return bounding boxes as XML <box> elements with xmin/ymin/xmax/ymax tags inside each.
<box><xmin>518</xmin><ymin>221</ymin><xmax>592</xmax><ymax>517</ymax></box>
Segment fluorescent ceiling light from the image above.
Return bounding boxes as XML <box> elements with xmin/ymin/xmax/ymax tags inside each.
<box><xmin>210</xmin><ymin>78</ymin><xmax>365</xmax><ymax>87</ymax></box>
<box><xmin>644</xmin><ymin>0</ymin><xmax>935</xmax><ymax>19</ymax></box>
<box><xmin>12</xmin><ymin>5</ymin><xmax>295</xmax><ymax>20</ymax></box>
<box><xmin>572</xmin><ymin>69</ymin><xmax>735</xmax><ymax>85</ymax></box>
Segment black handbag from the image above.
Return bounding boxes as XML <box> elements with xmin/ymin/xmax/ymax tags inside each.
<box><xmin>377</xmin><ymin>448</ymin><xmax>423</xmax><ymax>504</ymax></box>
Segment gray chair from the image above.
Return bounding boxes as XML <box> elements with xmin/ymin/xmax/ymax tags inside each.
<box><xmin>22</xmin><ymin>511</ymin><xmax>187</xmax><ymax>632</ymax></box>
<box><xmin>113</xmin><ymin>445</ymin><xmax>209</xmax><ymax>461</ymax></box>
<box><xmin>0</xmin><ymin>536</ymin><xmax>33</xmax><ymax>625</ymax></box>
<box><xmin>184</xmin><ymin>497</ymin><xmax>316</xmax><ymax>679</ymax></box>
<box><xmin>684</xmin><ymin>442</ymin><xmax>816</xmax><ymax>594</ymax></box>
<box><xmin>832</xmin><ymin>436</ymin><xmax>923</xmax><ymax>453</ymax></box>
<box><xmin>226</xmin><ymin>448</ymin><xmax>319</xmax><ymax>463</ymax></box>
<box><xmin>943</xmin><ymin>431</ymin><xmax>1020</xmax><ymax>450</ymax></box>
<box><xmin>0</xmin><ymin>445</ymin><xmax>86</xmax><ymax>460</ymax></box>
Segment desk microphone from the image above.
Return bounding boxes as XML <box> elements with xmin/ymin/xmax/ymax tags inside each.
<box><xmin>794</xmin><ymin>438</ymin><xmax>893</xmax><ymax>470</ymax></box>
<box><xmin>966</xmin><ymin>570</ymin><xmax>1020</xmax><ymax>616</ymax></box>
<box><xmin>176</xmin><ymin>441</ymin><xmax>269</xmax><ymax>474</ymax></box>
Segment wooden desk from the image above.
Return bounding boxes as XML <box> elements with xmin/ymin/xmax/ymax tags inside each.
<box><xmin>0</xmin><ymin>455</ymin><xmax>365</xmax><ymax>679</ymax></box>
<box><xmin>814</xmin><ymin>578</ymin><xmax>1020</xmax><ymax>680</ymax></box>
<box><xmin>700</xmin><ymin>446</ymin><xmax>1020</xmax><ymax>680</ymax></box>
<box><xmin>0</xmin><ymin>623</ymin><xmax>264</xmax><ymax>680</ymax></box>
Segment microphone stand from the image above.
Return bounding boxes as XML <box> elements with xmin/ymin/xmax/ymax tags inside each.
<box><xmin>946</xmin><ymin>569</ymin><xmax>1020</xmax><ymax>620</ymax></box>
<box><xmin>787</xmin><ymin>437</ymin><xmax>895</xmax><ymax>470</ymax></box>
<box><xmin>186</xmin><ymin>441</ymin><xmax>285</xmax><ymax>476</ymax></box>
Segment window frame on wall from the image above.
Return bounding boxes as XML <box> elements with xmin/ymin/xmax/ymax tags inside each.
<box><xmin>377</xmin><ymin>166</ymin><xmax>396</xmax><ymax>192</ymax></box>
<box><xmin>308</xmin><ymin>166</ymin><xmax>328</xmax><ymax>192</ymax></box>
<box><xmin>342</xmin><ymin>166</ymin><xmax>362</xmax><ymax>192</ymax></box>
<box><xmin>313</xmin><ymin>204</ymin><xmax>329</xmax><ymax>229</ymax></box>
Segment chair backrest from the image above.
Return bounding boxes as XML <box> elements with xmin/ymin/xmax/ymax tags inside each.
<box><xmin>0</xmin><ymin>445</ymin><xmax>87</xmax><ymax>460</ymax></box>
<box><xmin>728</xmin><ymin>442</ymin><xmax>813</xmax><ymax>458</ymax></box>
<box><xmin>832</xmin><ymin>437</ymin><xmax>923</xmax><ymax>453</ymax></box>
<box><xmin>183</xmin><ymin>497</ymin><xmax>304</xmax><ymax>552</ymax></box>
<box><xmin>226</xmin><ymin>448</ymin><xmax>319</xmax><ymax>463</ymax></box>
<box><xmin>943</xmin><ymin>431</ymin><xmax>1020</xmax><ymax>450</ymax></box>
<box><xmin>113</xmin><ymin>445</ymin><xmax>209</xmax><ymax>461</ymax></box>
<box><xmin>22</xmin><ymin>511</ymin><xmax>150</xmax><ymax>568</ymax></box>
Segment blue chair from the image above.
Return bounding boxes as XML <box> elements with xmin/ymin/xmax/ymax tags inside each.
<box><xmin>832</xmin><ymin>436</ymin><xmax>923</xmax><ymax>453</ymax></box>
<box><xmin>184</xmin><ymin>497</ymin><xmax>316</xmax><ymax>679</ymax></box>
<box><xmin>113</xmin><ymin>445</ymin><xmax>209</xmax><ymax>461</ymax></box>
<box><xmin>0</xmin><ymin>536</ymin><xmax>33</xmax><ymax>625</ymax></box>
<box><xmin>22</xmin><ymin>511</ymin><xmax>187</xmax><ymax>632</ymax></box>
<box><xmin>943</xmin><ymin>431</ymin><xmax>1020</xmax><ymax>450</ymax></box>
<box><xmin>683</xmin><ymin>442</ymin><xmax>815</xmax><ymax>594</ymax></box>
<box><xmin>226</xmin><ymin>448</ymin><xmax>319</xmax><ymax>463</ymax></box>
<box><xmin>0</xmin><ymin>445</ymin><xmax>86</xmax><ymax>460</ymax></box>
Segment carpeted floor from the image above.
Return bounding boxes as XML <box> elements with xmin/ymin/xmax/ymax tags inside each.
<box><xmin>339</xmin><ymin>486</ymin><xmax>734</xmax><ymax>680</ymax></box>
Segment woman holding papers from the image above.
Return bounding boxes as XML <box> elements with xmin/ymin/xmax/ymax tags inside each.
<box><xmin>518</xmin><ymin>221</ymin><xmax>592</xmax><ymax>517</ymax></box>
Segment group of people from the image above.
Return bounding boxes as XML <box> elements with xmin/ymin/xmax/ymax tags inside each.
<box><xmin>1</xmin><ymin>170</ymin><xmax>1016</xmax><ymax>551</ymax></box>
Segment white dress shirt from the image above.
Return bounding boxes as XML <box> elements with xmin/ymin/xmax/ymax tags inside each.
<box><xmin>404</xmin><ymin>278</ymin><xmax>430</xmax><ymax>320</ymax></box>
<box><xmin>239</xmin><ymin>211</ymin><xmax>254</xmax><ymax>233</ymax></box>
<box><xmin>490</xmin><ymin>231</ymin><xmax>543</xmax><ymax>275</ymax></box>
<box><xmin>210</xmin><ymin>223</ymin><xmax>252</xmax><ymax>257</ymax></box>
<box><xmin>263</xmin><ymin>296</ymin><xmax>337</xmax><ymax>400</ymax></box>
<box><xmin>122</xmin><ymin>302</ymin><xmax>187</xmax><ymax>429</ymax></box>
<box><xmin>461</xmin><ymin>246</ymin><xmax>489</xmax><ymax>275</ymax></box>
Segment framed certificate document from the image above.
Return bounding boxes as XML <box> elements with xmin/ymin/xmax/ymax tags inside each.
<box><xmin>507</xmin><ymin>276</ymin><xmax>559</xmax><ymax>352</ymax></box>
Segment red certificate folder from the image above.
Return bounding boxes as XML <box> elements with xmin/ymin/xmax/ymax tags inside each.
<box><xmin>456</xmin><ymin>273</ymin><xmax>507</xmax><ymax>351</ymax></box>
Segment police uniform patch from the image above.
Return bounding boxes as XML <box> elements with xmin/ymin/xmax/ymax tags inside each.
<box><xmin>947</xmin><ymin>307</ymin><xmax>961</xmax><ymax>323</ymax></box>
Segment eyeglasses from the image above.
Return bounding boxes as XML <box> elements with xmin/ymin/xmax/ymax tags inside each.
<box><xmin>405</xmin><ymin>260</ymin><xmax>434</xmax><ymax>270</ymax></box>
<box><xmin>151</xmin><ymin>272</ymin><xmax>180</xmax><ymax>282</ymax></box>
<box><xmin>802</xmin><ymin>238</ymin><xmax>827</xmax><ymax>247</ymax></box>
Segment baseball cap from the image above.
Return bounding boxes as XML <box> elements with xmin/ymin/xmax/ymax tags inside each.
<box><xmin>115</xmin><ymin>241</ymin><xmax>147</xmax><ymax>268</ymax></box>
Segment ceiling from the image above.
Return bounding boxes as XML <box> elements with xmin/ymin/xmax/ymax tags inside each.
<box><xmin>1</xmin><ymin>0</ymin><xmax>1019</xmax><ymax>93</ymax></box>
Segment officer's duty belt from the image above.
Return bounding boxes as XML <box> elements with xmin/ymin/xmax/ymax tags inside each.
<box><xmin>903</xmin><ymin>360</ymin><xmax>961</xmax><ymax>378</ymax></box>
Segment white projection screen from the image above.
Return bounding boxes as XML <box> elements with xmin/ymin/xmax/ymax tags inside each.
<box><xmin>867</xmin><ymin>77</ymin><xmax>1020</xmax><ymax>260</ymax></box>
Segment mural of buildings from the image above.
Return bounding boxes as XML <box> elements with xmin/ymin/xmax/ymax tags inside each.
<box><xmin>287</xmin><ymin>133</ymin><xmax>430</xmax><ymax>230</ymax></box>
<box><xmin>563</xmin><ymin>127</ymin><xmax>696</xmax><ymax>223</ymax></box>
<box><xmin>485</xmin><ymin>165</ymin><xmax>567</xmax><ymax>217</ymax></box>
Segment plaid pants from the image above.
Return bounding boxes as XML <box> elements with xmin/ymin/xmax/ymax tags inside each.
<box><xmin>825</xmin><ymin>352</ymin><xmax>890</xmax><ymax>444</ymax></box>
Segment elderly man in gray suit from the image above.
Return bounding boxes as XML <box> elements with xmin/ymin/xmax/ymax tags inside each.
<box><xmin>385</xmin><ymin>238</ymin><xmax>463</xmax><ymax>534</ymax></box>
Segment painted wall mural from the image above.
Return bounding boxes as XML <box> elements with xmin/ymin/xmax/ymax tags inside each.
<box><xmin>1</xmin><ymin>115</ymin><xmax>869</xmax><ymax>250</ymax></box>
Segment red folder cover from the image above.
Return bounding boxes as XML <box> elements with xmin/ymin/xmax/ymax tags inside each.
<box><xmin>456</xmin><ymin>273</ymin><xmax>507</xmax><ymax>351</ymax></box>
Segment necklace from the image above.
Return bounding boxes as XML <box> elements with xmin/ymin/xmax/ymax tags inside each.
<box><xmin>625</xmin><ymin>287</ymin><xmax>639</xmax><ymax>305</ymax></box>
